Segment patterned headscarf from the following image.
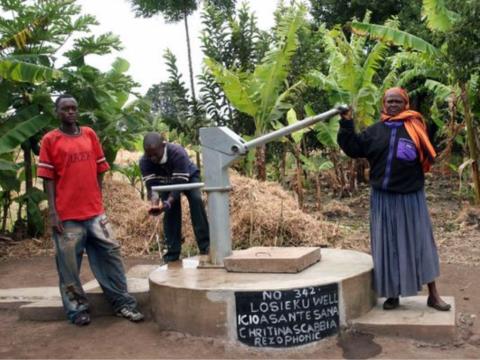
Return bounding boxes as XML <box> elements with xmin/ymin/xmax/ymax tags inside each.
<box><xmin>381</xmin><ymin>87</ymin><xmax>436</xmax><ymax>173</ymax></box>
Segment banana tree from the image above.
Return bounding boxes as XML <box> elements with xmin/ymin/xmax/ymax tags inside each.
<box><xmin>379</xmin><ymin>49</ymin><xmax>461</xmax><ymax>169</ymax></box>
<box><xmin>269</xmin><ymin>108</ymin><xmax>308</xmax><ymax>207</ymax></box>
<box><xmin>300</xmin><ymin>152</ymin><xmax>334</xmax><ymax>211</ymax></box>
<box><xmin>351</xmin><ymin>0</ymin><xmax>480</xmax><ymax>203</ymax></box>
<box><xmin>0</xmin><ymin>2</ymin><xmax>67</xmax><ymax>235</ymax></box>
<box><xmin>0</xmin><ymin>0</ymin><xmax>148</xmax><ymax>235</ymax></box>
<box><xmin>304</xmin><ymin>12</ymin><xmax>390</xmax><ymax>190</ymax></box>
<box><xmin>307</xmin><ymin>11</ymin><xmax>390</xmax><ymax>130</ymax></box>
<box><xmin>198</xmin><ymin>2</ymin><xmax>269</xmax><ymax>135</ymax></box>
<box><xmin>205</xmin><ymin>6</ymin><xmax>306</xmax><ymax>180</ymax></box>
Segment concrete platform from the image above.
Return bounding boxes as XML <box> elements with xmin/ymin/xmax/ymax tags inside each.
<box><xmin>223</xmin><ymin>247</ymin><xmax>321</xmax><ymax>273</ymax></box>
<box><xmin>149</xmin><ymin>249</ymin><xmax>376</xmax><ymax>347</ymax></box>
<box><xmin>0</xmin><ymin>287</ymin><xmax>60</xmax><ymax>303</ymax></box>
<box><xmin>15</xmin><ymin>265</ymin><xmax>157</xmax><ymax>321</ymax></box>
<box><xmin>351</xmin><ymin>296</ymin><xmax>456</xmax><ymax>342</ymax></box>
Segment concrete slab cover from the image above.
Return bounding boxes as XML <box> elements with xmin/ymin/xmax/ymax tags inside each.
<box><xmin>223</xmin><ymin>247</ymin><xmax>321</xmax><ymax>273</ymax></box>
<box><xmin>351</xmin><ymin>296</ymin><xmax>456</xmax><ymax>341</ymax></box>
<box><xmin>150</xmin><ymin>249</ymin><xmax>373</xmax><ymax>291</ymax></box>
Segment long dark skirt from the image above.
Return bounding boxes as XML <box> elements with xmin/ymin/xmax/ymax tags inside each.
<box><xmin>370</xmin><ymin>187</ymin><xmax>440</xmax><ymax>298</ymax></box>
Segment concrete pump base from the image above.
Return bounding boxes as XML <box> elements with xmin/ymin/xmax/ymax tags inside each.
<box><xmin>149</xmin><ymin>248</ymin><xmax>375</xmax><ymax>347</ymax></box>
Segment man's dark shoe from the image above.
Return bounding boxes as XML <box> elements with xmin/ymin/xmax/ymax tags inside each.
<box><xmin>163</xmin><ymin>254</ymin><xmax>180</xmax><ymax>263</ymax></box>
<box><xmin>427</xmin><ymin>296</ymin><xmax>451</xmax><ymax>311</ymax></box>
<box><xmin>73</xmin><ymin>311</ymin><xmax>91</xmax><ymax>326</ymax></box>
<box><xmin>383</xmin><ymin>297</ymin><xmax>400</xmax><ymax>310</ymax></box>
<box><xmin>116</xmin><ymin>307</ymin><xmax>144</xmax><ymax>322</ymax></box>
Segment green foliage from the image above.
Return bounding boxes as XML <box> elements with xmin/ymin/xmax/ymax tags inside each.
<box><xmin>421</xmin><ymin>0</ymin><xmax>458</xmax><ymax>32</ymax></box>
<box><xmin>20</xmin><ymin>186</ymin><xmax>47</xmax><ymax>236</ymax></box>
<box><xmin>286</xmin><ymin>108</ymin><xmax>303</xmax><ymax>144</ymax></box>
<box><xmin>129</xmin><ymin>0</ymin><xmax>235</xmax><ymax>21</ymax></box>
<box><xmin>128</xmin><ymin>0</ymin><xmax>198</xmax><ymax>21</ymax></box>
<box><xmin>300</xmin><ymin>152</ymin><xmax>334</xmax><ymax>174</ymax></box>
<box><xmin>349</xmin><ymin>0</ymin><xmax>480</xmax><ymax>202</ymax></box>
<box><xmin>307</xmin><ymin>13</ymin><xmax>391</xmax><ymax>129</ymax></box>
<box><xmin>113</xmin><ymin>161</ymin><xmax>145</xmax><ymax>200</ymax></box>
<box><xmin>0</xmin><ymin>114</ymin><xmax>51</xmax><ymax>155</ymax></box>
<box><xmin>309</xmin><ymin>0</ymin><xmax>402</xmax><ymax>28</ymax></box>
<box><xmin>315</xmin><ymin>117</ymin><xmax>339</xmax><ymax>149</ymax></box>
<box><xmin>199</xmin><ymin>2</ymin><xmax>268</xmax><ymax>134</ymax></box>
<box><xmin>351</xmin><ymin>22</ymin><xmax>441</xmax><ymax>58</ymax></box>
<box><xmin>204</xmin><ymin>5</ymin><xmax>307</xmax><ymax>180</ymax></box>
<box><xmin>308</xmin><ymin>0</ymin><xmax>433</xmax><ymax>44</ymax></box>
<box><xmin>0</xmin><ymin>0</ymin><xmax>148</xmax><ymax>235</ymax></box>
<box><xmin>64</xmin><ymin>33</ymin><xmax>122</xmax><ymax>67</ymax></box>
<box><xmin>0</xmin><ymin>158</ymin><xmax>18</xmax><ymax>171</ymax></box>
<box><xmin>0</xmin><ymin>58</ymin><xmax>61</xmax><ymax>84</ymax></box>
<box><xmin>57</xmin><ymin>54</ymin><xmax>149</xmax><ymax>163</ymax></box>
<box><xmin>145</xmin><ymin>49</ymin><xmax>207</xmax><ymax>148</ymax></box>
<box><xmin>443</xmin><ymin>1</ymin><xmax>480</xmax><ymax>83</ymax></box>
<box><xmin>205</xmin><ymin>58</ymin><xmax>256</xmax><ymax>117</ymax></box>
<box><xmin>206</xmin><ymin>6</ymin><xmax>306</xmax><ymax>135</ymax></box>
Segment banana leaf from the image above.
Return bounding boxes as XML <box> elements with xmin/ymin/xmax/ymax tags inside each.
<box><xmin>351</xmin><ymin>22</ymin><xmax>441</xmax><ymax>58</ymax></box>
<box><xmin>0</xmin><ymin>59</ymin><xmax>61</xmax><ymax>84</ymax></box>
<box><xmin>0</xmin><ymin>114</ymin><xmax>51</xmax><ymax>155</ymax></box>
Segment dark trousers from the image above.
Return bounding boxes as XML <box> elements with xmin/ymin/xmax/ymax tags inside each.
<box><xmin>161</xmin><ymin>178</ymin><xmax>210</xmax><ymax>261</ymax></box>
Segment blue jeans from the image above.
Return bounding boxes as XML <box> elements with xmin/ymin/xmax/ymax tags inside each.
<box><xmin>53</xmin><ymin>213</ymin><xmax>137</xmax><ymax>322</ymax></box>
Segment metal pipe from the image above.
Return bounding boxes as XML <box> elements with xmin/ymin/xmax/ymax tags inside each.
<box><xmin>152</xmin><ymin>182</ymin><xmax>205</xmax><ymax>193</ymax></box>
<box><xmin>207</xmin><ymin>191</ymin><xmax>232</xmax><ymax>265</ymax></box>
<box><xmin>242</xmin><ymin>105</ymin><xmax>348</xmax><ymax>151</ymax></box>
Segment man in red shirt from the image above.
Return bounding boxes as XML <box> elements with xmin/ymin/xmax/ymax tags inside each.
<box><xmin>38</xmin><ymin>94</ymin><xmax>144</xmax><ymax>326</ymax></box>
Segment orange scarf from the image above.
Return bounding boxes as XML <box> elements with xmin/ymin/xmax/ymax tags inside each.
<box><xmin>381</xmin><ymin>88</ymin><xmax>436</xmax><ymax>173</ymax></box>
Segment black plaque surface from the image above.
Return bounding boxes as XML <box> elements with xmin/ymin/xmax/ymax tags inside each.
<box><xmin>235</xmin><ymin>283</ymin><xmax>339</xmax><ymax>347</ymax></box>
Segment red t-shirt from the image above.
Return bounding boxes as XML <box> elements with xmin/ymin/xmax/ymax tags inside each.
<box><xmin>37</xmin><ymin>127</ymin><xmax>110</xmax><ymax>221</ymax></box>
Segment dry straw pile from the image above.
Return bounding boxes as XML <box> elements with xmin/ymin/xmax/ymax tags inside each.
<box><xmin>2</xmin><ymin>172</ymin><xmax>342</xmax><ymax>258</ymax></box>
<box><xmin>104</xmin><ymin>171</ymin><xmax>342</xmax><ymax>255</ymax></box>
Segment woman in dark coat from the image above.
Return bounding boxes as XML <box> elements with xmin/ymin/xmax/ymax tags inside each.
<box><xmin>338</xmin><ymin>87</ymin><xmax>451</xmax><ymax>311</ymax></box>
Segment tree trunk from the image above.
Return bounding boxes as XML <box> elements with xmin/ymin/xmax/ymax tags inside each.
<box><xmin>255</xmin><ymin>145</ymin><xmax>266</xmax><ymax>181</ymax></box>
<box><xmin>280</xmin><ymin>144</ymin><xmax>287</xmax><ymax>187</ymax></box>
<box><xmin>315</xmin><ymin>174</ymin><xmax>322</xmax><ymax>211</ymax></box>
<box><xmin>1</xmin><ymin>192</ymin><xmax>11</xmax><ymax>233</ymax></box>
<box><xmin>23</xmin><ymin>143</ymin><xmax>35</xmax><ymax>236</ymax></box>
<box><xmin>441</xmin><ymin>93</ymin><xmax>458</xmax><ymax>174</ymax></box>
<box><xmin>460</xmin><ymin>82</ymin><xmax>480</xmax><ymax>204</ymax></box>
<box><xmin>348</xmin><ymin>159</ymin><xmax>356</xmax><ymax>192</ymax></box>
<box><xmin>355</xmin><ymin>159</ymin><xmax>368</xmax><ymax>184</ymax></box>
<box><xmin>292</xmin><ymin>144</ymin><xmax>304</xmax><ymax>209</ymax></box>
<box><xmin>329</xmin><ymin>150</ymin><xmax>344</xmax><ymax>195</ymax></box>
<box><xmin>183</xmin><ymin>11</ymin><xmax>197</xmax><ymax>104</ymax></box>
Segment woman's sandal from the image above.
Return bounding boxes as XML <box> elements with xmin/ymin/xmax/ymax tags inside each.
<box><xmin>427</xmin><ymin>296</ymin><xmax>451</xmax><ymax>311</ymax></box>
<box><xmin>383</xmin><ymin>297</ymin><xmax>400</xmax><ymax>310</ymax></box>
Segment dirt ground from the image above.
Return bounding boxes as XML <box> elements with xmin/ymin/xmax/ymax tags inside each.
<box><xmin>0</xmin><ymin>176</ymin><xmax>479</xmax><ymax>358</ymax></box>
